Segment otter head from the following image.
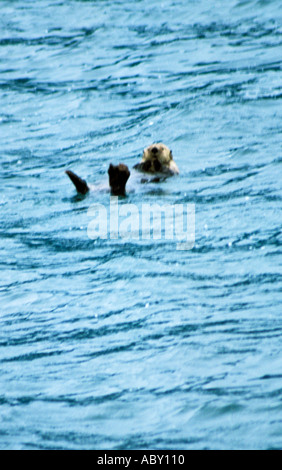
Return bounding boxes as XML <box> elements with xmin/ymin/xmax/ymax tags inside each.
<box><xmin>108</xmin><ymin>163</ymin><xmax>130</xmax><ymax>196</ymax></box>
<box><xmin>134</xmin><ymin>143</ymin><xmax>179</xmax><ymax>175</ymax></box>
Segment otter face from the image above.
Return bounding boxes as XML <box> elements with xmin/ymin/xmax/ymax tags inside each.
<box><xmin>108</xmin><ymin>163</ymin><xmax>130</xmax><ymax>196</ymax></box>
<box><xmin>134</xmin><ymin>143</ymin><xmax>179</xmax><ymax>175</ymax></box>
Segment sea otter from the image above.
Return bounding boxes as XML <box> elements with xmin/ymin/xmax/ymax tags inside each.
<box><xmin>65</xmin><ymin>143</ymin><xmax>178</xmax><ymax>195</ymax></box>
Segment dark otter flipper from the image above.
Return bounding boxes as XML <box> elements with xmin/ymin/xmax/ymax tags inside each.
<box><xmin>65</xmin><ymin>170</ymin><xmax>89</xmax><ymax>195</ymax></box>
<box><xmin>108</xmin><ymin>164</ymin><xmax>130</xmax><ymax>196</ymax></box>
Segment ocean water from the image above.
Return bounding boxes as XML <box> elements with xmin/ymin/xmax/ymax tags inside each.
<box><xmin>0</xmin><ymin>0</ymin><xmax>281</xmax><ymax>450</ymax></box>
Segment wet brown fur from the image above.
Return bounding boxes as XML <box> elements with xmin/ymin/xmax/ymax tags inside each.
<box><xmin>134</xmin><ymin>143</ymin><xmax>179</xmax><ymax>175</ymax></box>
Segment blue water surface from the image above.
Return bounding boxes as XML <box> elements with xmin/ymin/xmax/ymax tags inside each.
<box><xmin>0</xmin><ymin>0</ymin><xmax>282</xmax><ymax>450</ymax></box>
